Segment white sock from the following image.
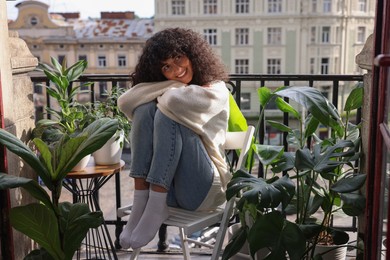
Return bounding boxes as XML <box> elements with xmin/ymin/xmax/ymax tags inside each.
<box><xmin>130</xmin><ymin>190</ymin><xmax>169</xmax><ymax>249</ymax></box>
<box><xmin>119</xmin><ymin>189</ymin><xmax>149</xmax><ymax>249</ymax></box>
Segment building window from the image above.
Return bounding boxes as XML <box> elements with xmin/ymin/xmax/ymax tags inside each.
<box><xmin>118</xmin><ymin>55</ymin><xmax>127</xmax><ymax>67</ymax></box>
<box><xmin>204</xmin><ymin>29</ymin><xmax>217</xmax><ymax>45</ymax></box>
<box><xmin>99</xmin><ymin>82</ymin><xmax>108</xmax><ymax>98</ymax></box>
<box><xmin>267</xmin><ymin>27</ymin><xmax>282</xmax><ymax>45</ymax></box>
<box><xmin>203</xmin><ymin>0</ymin><xmax>217</xmax><ymax>14</ymax></box>
<box><xmin>267</xmin><ymin>59</ymin><xmax>281</xmax><ymax>74</ymax></box>
<box><xmin>323</xmin><ymin>0</ymin><xmax>331</xmax><ymax>12</ymax></box>
<box><xmin>268</xmin><ymin>0</ymin><xmax>282</xmax><ymax>13</ymax></box>
<box><xmin>310</xmin><ymin>27</ymin><xmax>316</xmax><ymax>43</ymax></box>
<box><xmin>58</xmin><ymin>55</ymin><xmax>66</xmax><ymax>65</ymax></box>
<box><xmin>235</xmin><ymin>0</ymin><xmax>249</xmax><ymax>14</ymax></box>
<box><xmin>235</xmin><ymin>59</ymin><xmax>249</xmax><ymax>74</ymax></box>
<box><xmin>78</xmin><ymin>55</ymin><xmax>87</xmax><ymax>62</ymax></box>
<box><xmin>235</xmin><ymin>28</ymin><xmax>249</xmax><ymax>45</ymax></box>
<box><xmin>357</xmin><ymin>27</ymin><xmax>366</xmax><ymax>43</ymax></box>
<box><xmin>98</xmin><ymin>55</ymin><xmax>107</xmax><ymax>67</ymax></box>
<box><xmin>359</xmin><ymin>0</ymin><xmax>367</xmax><ymax>12</ymax></box>
<box><xmin>310</xmin><ymin>58</ymin><xmax>316</xmax><ymax>74</ymax></box>
<box><xmin>30</xmin><ymin>16</ymin><xmax>38</xmax><ymax>26</ymax></box>
<box><xmin>172</xmin><ymin>0</ymin><xmax>185</xmax><ymax>15</ymax></box>
<box><xmin>321</xmin><ymin>26</ymin><xmax>331</xmax><ymax>43</ymax></box>
<box><xmin>241</xmin><ymin>93</ymin><xmax>251</xmax><ymax>110</ymax></box>
<box><xmin>321</xmin><ymin>58</ymin><xmax>329</xmax><ymax>74</ymax></box>
<box><xmin>312</xmin><ymin>0</ymin><xmax>317</xmax><ymax>12</ymax></box>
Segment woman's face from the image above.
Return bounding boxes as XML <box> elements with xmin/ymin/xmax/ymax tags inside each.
<box><xmin>161</xmin><ymin>55</ymin><xmax>193</xmax><ymax>84</ymax></box>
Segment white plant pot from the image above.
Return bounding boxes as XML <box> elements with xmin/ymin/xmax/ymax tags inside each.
<box><xmin>71</xmin><ymin>154</ymin><xmax>91</xmax><ymax>171</ymax></box>
<box><xmin>93</xmin><ymin>130</ymin><xmax>124</xmax><ymax>165</ymax></box>
<box><xmin>313</xmin><ymin>244</ymin><xmax>347</xmax><ymax>260</ymax></box>
<box><xmin>227</xmin><ymin>223</ymin><xmax>270</xmax><ymax>260</ymax></box>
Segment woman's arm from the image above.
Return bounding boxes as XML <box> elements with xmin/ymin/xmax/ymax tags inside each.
<box><xmin>118</xmin><ymin>80</ymin><xmax>184</xmax><ymax>120</ymax></box>
<box><xmin>156</xmin><ymin>81</ymin><xmax>229</xmax><ymax>133</ymax></box>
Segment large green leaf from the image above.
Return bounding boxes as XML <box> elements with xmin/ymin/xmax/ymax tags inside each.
<box><xmin>248</xmin><ymin>211</ymin><xmax>306</xmax><ymax>260</ymax></box>
<box><xmin>10</xmin><ymin>204</ymin><xmax>64</xmax><ymax>260</ymax></box>
<box><xmin>255</xmin><ymin>144</ymin><xmax>284</xmax><ymax>166</ymax></box>
<box><xmin>340</xmin><ymin>193</ymin><xmax>366</xmax><ymax>216</ymax></box>
<box><xmin>227</xmin><ymin>170</ymin><xmax>295</xmax><ymax>210</ymax></box>
<box><xmin>0</xmin><ymin>129</ymin><xmax>52</xmax><ymax>189</ymax></box>
<box><xmin>64</xmin><ymin>60</ymin><xmax>88</xmax><ymax>82</ymax></box>
<box><xmin>344</xmin><ymin>83</ymin><xmax>363</xmax><ymax>112</ymax></box>
<box><xmin>59</xmin><ymin>202</ymin><xmax>103</xmax><ymax>260</ymax></box>
<box><xmin>275</xmin><ymin>97</ymin><xmax>300</xmax><ymax>119</ymax></box>
<box><xmin>56</xmin><ymin>118</ymin><xmax>118</xmax><ymax>180</ymax></box>
<box><xmin>222</xmin><ymin>225</ymin><xmax>248</xmax><ymax>260</ymax></box>
<box><xmin>25</xmin><ymin>248</ymin><xmax>55</xmax><ymax>260</ymax></box>
<box><xmin>275</xmin><ymin>86</ymin><xmax>340</xmax><ymax>128</ymax></box>
<box><xmin>258</xmin><ymin>87</ymin><xmax>273</xmax><ymax>107</ymax></box>
<box><xmin>331</xmin><ymin>174</ymin><xmax>366</xmax><ymax>193</ymax></box>
<box><xmin>0</xmin><ymin>173</ymin><xmax>53</xmax><ymax>210</ymax></box>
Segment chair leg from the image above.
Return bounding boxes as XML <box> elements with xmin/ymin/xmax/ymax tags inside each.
<box><xmin>130</xmin><ymin>248</ymin><xmax>141</xmax><ymax>260</ymax></box>
<box><xmin>179</xmin><ymin>227</ymin><xmax>191</xmax><ymax>260</ymax></box>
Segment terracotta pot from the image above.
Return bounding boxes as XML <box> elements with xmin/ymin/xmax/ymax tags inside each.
<box><xmin>93</xmin><ymin>130</ymin><xmax>124</xmax><ymax>165</ymax></box>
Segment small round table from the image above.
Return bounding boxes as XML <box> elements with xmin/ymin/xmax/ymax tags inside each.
<box><xmin>63</xmin><ymin>159</ymin><xmax>125</xmax><ymax>260</ymax></box>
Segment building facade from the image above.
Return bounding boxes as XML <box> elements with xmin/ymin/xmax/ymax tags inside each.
<box><xmin>154</xmin><ymin>0</ymin><xmax>375</xmax><ymax>116</ymax></box>
<box><xmin>8</xmin><ymin>0</ymin><xmax>153</xmax><ymax>119</ymax></box>
<box><xmin>8</xmin><ymin>0</ymin><xmax>375</xmax><ymax>118</ymax></box>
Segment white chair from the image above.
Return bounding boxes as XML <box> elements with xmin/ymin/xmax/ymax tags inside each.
<box><xmin>117</xmin><ymin>125</ymin><xmax>255</xmax><ymax>260</ymax></box>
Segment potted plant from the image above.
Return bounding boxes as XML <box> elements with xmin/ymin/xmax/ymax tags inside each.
<box><xmin>88</xmin><ymin>85</ymin><xmax>131</xmax><ymax>165</ymax></box>
<box><xmin>32</xmin><ymin>57</ymin><xmax>110</xmax><ymax>169</ymax></box>
<box><xmin>223</xmin><ymin>84</ymin><xmax>366</xmax><ymax>260</ymax></box>
<box><xmin>33</xmin><ymin>57</ymin><xmax>93</xmax><ymax>141</ymax></box>
<box><xmin>0</xmin><ymin>117</ymin><xmax>118</xmax><ymax>259</ymax></box>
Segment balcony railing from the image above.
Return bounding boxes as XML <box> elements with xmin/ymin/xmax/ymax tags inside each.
<box><xmin>30</xmin><ymin>73</ymin><xmax>364</xmax><ymax>237</ymax></box>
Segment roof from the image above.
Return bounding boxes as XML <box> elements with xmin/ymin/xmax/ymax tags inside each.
<box><xmin>50</xmin><ymin>16</ymin><xmax>154</xmax><ymax>39</ymax></box>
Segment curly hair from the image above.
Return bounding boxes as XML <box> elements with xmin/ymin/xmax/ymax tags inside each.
<box><xmin>130</xmin><ymin>27</ymin><xmax>228</xmax><ymax>86</ymax></box>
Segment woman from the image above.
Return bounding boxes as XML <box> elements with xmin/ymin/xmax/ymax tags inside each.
<box><xmin>118</xmin><ymin>27</ymin><xmax>230</xmax><ymax>249</ymax></box>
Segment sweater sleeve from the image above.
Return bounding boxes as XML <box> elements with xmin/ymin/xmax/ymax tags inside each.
<box><xmin>118</xmin><ymin>80</ymin><xmax>184</xmax><ymax>121</ymax></box>
<box><xmin>156</xmin><ymin>81</ymin><xmax>229</xmax><ymax>134</ymax></box>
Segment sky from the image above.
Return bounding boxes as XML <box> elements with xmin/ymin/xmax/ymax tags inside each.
<box><xmin>6</xmin><ymin>0</ymin><xmax>155</xmax><ymax>20</ymax></box>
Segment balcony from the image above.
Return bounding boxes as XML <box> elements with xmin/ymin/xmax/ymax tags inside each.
<box><xmin>28</xmin><ymin>73</ymin><xmax>364</xmax><ymax>259</ymax></box>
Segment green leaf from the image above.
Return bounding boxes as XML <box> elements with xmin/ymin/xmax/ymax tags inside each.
<box><xmin>64</xmin><ymin>60</ymin><xmax>88</xmax><ymax>82</ymax></box>
<box><xmin>228</xmin><ymin>93</ymin><xmax>248</xmax><ymax>132</ymax></box>
<box><xmin>331</xmin><ymin>174</ymin><xmax>366</xmax><ymax>193</ymax></box>
<box><xmin>25</xmin><ymin>248</ymin><xmax>55</xmax><ymax>260</ymax></box>
<box><xmin>258</xmin><ymin>87</ymin><xmax>272</xmax><ymax>107</ymax></box>
<box><xmin>0</xmin><ymin>173</ymin><xmax>53</xmax><ymax>210</ymax></box>
<box><xmin>248</xmin><ymin>211</ymin><xmax>306</xmax><ymax>260</ymax></box>
<box><xmin>275</xmin><ymin>97</ymin><xmax>300</xmax><ymax>119</ymax></box>
<box><xmin>255</xmin><ymin>144</ymin><xmax>284</xmax><ymax>166</ymax></box>
<box><xmin>50</xmin><ymin>57</ymin><xmax>63</xmax><ymax>74</ymax></box>
<box><xmin>267</xmin><ymin>120</ymin><xmax>292</xmax><ymax>133</ymax></box>
<box><xmin>222</xmin><ymin>225</ymin><xmax>248</xmax><ymax>260</ymax></box>
<box><xmin>275</xmin><ymin>86</ymin><xmax>340</xmax><ymax>128</ymax></box>
<box><xmin>340</xmin><ymin>193</ymin><xmax>366</xmax><ymax>216</ymax></box>
<box><xmin>227</xmin><ymin>170</ymin><xmax>295</xmax><ymax>210</ymax></box>
<box><xmin>344</xmin><ymin>83</ymin><xmax>363</xmax><ymax>112</ymax></box>
<box><xmin>0</xmin><ymin>129</ymin><xmax>52</xmax><ymax>190</ymax></box>
<box><xmin>33</xmin><ymin>139</ymin><xmax>54</xmax><ymax>180</ymax></box>
<box><xmin>59</xmin><ymin>202</ymin><xmax>103</xmax><ymax>259</ymax></box>
<box><xmin>10</xmin><ymin>204</ymin><xmax>64</xmax><ymax>260</ymax></box>
<box><xmin>57</xmin><ymin>118</ymin><xmax>118</xmax><ymax>179</ymax></box>
<box><xmin>304</xmin><ymin>116</ymin><xmax>320</xmax><ymax>139</ymax></box>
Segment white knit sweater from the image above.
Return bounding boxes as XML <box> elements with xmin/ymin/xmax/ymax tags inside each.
<box><xmin>118</xmin><ymin>80</ymin><xmax>230</xmax><ymax>210</ymax></box>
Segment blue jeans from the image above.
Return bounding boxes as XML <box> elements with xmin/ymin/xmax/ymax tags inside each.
<box><xmin>129</xmin><ymin>101</ymin><xmax>214</xmax><ymax>210</ymax></box>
